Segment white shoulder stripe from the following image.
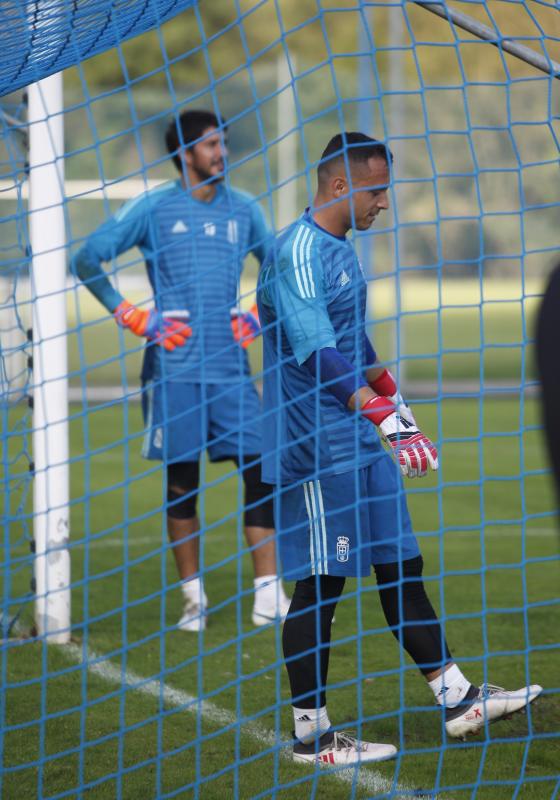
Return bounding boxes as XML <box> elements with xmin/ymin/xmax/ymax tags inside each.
<box><xmin>298</xmin><ymin>227</ymin><xmax>312</xmax><ymax>298</ymax></box>
<box><xmin>291</xmin><ymin>224</ymin><xmax>317</xmax><ymax>299</ymax></box>
<box><xmin>291</xmin><ymin>225</ymin><xmax>307</xmax><ymax>298</ymax></box>
<box><xmin>304</xmin><ymin>231</ymin><xmax>316</xmax><ymax>297</ymax></box>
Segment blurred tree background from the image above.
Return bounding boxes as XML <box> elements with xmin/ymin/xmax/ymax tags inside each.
<box><xmin>3</xmin><ymin>0</ymin><xmax>560</xmax><ymax>280</ymax></box>
<box><xmin>1</xmin><ymin>0</ymin><xmax>558</xmax><ymax>396</ymax></box>
<box><xmin>67</xmin><ymin>1</ymin><xmax>560</xmax><ymax>90</ymax></box>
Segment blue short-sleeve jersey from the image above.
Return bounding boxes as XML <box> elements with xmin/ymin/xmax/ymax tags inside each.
<box><xmin>257</xmin><ymin>211</ymin><xmax>383</xmax><ymax>485</ymax></box>
<box><xmin>71</xmin><ymin>180</ymin><xmax>271</xmax><ymax>383</ymax></box>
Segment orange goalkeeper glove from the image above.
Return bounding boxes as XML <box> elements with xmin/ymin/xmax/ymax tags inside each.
<box><xmin>231</xmin><ymin>303</ymin><xmax>260</xmax><ymax>348</ymax></box>
<box><xmin>114</xmin><ymin>301</ymin><xmax>192</xmax><ymax>352</ymax></box>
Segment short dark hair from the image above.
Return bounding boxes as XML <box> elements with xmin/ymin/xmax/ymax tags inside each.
<box><xmin>165</xmin><ymin>109</ymin><xmax>227</xmax><ymax>171</ymax></box>
<box><xmin>318</xmin><ymin>132</ymin><xmax>393</xmax><ymax>182</ymax></box>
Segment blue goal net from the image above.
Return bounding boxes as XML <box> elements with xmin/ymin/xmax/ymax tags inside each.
<box><xmin>1</xmin><ymin>2</ymin><xmax>559</xmax><ymax>798</ymax></box>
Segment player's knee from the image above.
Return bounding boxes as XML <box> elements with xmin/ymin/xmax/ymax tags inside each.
<box><xmin>166</xmin><ymin>461</ymin><xmax>199</xmax><ymax>520</ymax></box>
<box><xmin>242</xmin><ymin>459</ymin><xmax>274</xmax><ymax>528</ymax></box>
<box><xmin>244</xmin><ymin>495</ymin><xmax>274</xmax><ymax>528</ymax></box>
<box><xmin>167</xmin><ymin>488</ymin><xmax>198</xmax><ymax>520</ymax></box>
<box><xmin>375</xmin><ymin>556</ymin><xmax>426</xmax><ymax>623</ymax></box>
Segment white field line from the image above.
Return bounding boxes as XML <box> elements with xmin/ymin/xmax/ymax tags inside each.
<box><xmin>75</xmin><ymin>527</ymin><xmax>558</xmax><ymax>551</ymax></box>
<box><xmin>74</xmin><ymin>535</ymin><xmax>161</xmax><ymax>549</ymax></box>
<box><xmin>64</xmin><ymin>643</ymin><xmax>424</xmax><ymax>800</ymax></box>
<box><xmin>72</xmin><ymin>531</ymin><xmax>231</xmax><ymax>549</ymax></box>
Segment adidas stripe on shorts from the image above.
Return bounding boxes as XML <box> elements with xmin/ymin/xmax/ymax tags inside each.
<box><xmin>275</xmin><ymin>452</ymin><xmax>420</xmax><ymax>580</ymax></box>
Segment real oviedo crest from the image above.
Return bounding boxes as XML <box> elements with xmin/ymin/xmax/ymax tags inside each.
<box><xmin>336</xmin><ymin>535</ymin><xmax>350</xmax><ymax>563</ymax></box>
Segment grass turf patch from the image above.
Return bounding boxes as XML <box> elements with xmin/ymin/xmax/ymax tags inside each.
<box><xmin>1</xmin><ymin>397</ymin><xmax>559</xmax><ymax>798</ymax></box>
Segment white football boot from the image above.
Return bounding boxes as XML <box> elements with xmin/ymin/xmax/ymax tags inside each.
<box><xmin>252</xmin><ymin>581</ymin><xmax>291</xmax><ymax>626</ymax></box>
<box><xmin>293</xmin><ymin>730</ymin><xmax>397</xmax><ymax>765</ymax></box>
<box><xmin>177</xmin><ymin>592</ymin><xmax>208</xmax><ymax>632</ymax></box>
<box><xmin>445</xmin><ymin>683</ymin><xmax>542</xmax><ymax>741</ymax></box>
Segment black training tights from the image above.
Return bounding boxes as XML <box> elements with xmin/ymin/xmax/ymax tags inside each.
<box><xmin>374</xmin><ymin>556</ymin><xmax>452</xmax><ymax>676</ymax></box>
<box><xmin>282</xmin><ymin>556</ymin><xmax>452</xmax><ymax>709</ymax></box>
<box><xmin>282</xmin><ymin>573</ymin><xmax>344</xmax><ymax>709</ymax></box>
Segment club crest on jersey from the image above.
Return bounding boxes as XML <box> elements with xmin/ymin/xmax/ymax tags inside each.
<box><xmin>203</xmin><ymin>222</ymin><xmax>216</xmax><ymax>236</ymax></box>
<box><xmin>336</xmin><ymin>536</ymin><xmax>350</xmax><ymax>563</ymax></box>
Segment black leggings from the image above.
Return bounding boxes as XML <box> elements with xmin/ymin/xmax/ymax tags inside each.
<box><xmin>166</xmin><ymin>456</ymin><xmax>274</xmax><ymax>528</ymax></box>
<box><xmin>282</xmin><ymin>574</ymin><xmax>344</xmax><ymax>709</ymax></box>
<box><xmin>282</xmin><ymin>555</ymin><xmax>452</xmax><ymax>709</ymax></box>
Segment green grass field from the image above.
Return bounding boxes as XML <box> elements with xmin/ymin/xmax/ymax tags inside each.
<box><xmin>63</xmin><ymin>277</ymin><xmax>543</xmax><ymax>388</ymax></box>
<box><xmin>2</xmin><ymin>395</ymin><xmax>559</xmax><ymax>799</ymax></box>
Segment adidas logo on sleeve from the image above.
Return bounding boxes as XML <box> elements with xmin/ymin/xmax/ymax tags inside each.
<box><xmin>340</xmin><ymin>270</ymin><xmax>350</xmax><ymax>287</ymax></box>
<box><xmin>172</xmin><ymin>220</ymin><xmax>188</xmax><ymax>234</ymax></box>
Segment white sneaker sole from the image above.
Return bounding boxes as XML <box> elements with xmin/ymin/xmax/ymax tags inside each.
<box><xmin>446</xmin><ymin>684</ymin><xmax>542</xmax><ymax>740</ymax></box>
<box><xmin>293</xmin><ymin>744</ymin><xmax>397</xmax><ymax>765</ymax></box>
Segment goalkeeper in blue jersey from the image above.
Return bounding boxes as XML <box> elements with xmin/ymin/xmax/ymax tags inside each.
<box><xmin>257</xmin><ymin>132</ymin><xmax>541</xmax><ymax>765</ymax></box>
<box><xmin>72</xmin><ymin>109</ymin><xmax>289</xmax><ymax>632</ymax></box>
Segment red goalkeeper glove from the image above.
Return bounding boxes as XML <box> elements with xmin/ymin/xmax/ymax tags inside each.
<box><xmin>114</xmin><ymin>301</ymin><xmax>192</xmax><ymax>352</ymax></box>
<box><xmin>369</xmin><ymin>368</ymin><xmax>428</xmax><ymax>434</ymax></box>
<box><xmin>231</xmin><ymin>303</ymin><xmax>260</xmax><ymax>348</ymax></box>
<box><xmin>362</xmin><ymin>371</ymin><xmax>438</xmax><ymax>478</ymax></box>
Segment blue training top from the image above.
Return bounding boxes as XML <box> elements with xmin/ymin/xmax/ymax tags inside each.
<box><xmin>257</xmin><ymin>210</ymin><xmax>384</xmax><ymax>485</ymax></box>
<box><xmin>71</xmin><ymin>180</ymin><xmax>271</xmax><ymax>384</ymax></box>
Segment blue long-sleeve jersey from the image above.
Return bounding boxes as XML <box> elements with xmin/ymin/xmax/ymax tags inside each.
<box><xmin>71</xmin><ymin>180</ymin><xmax>271</xmax><ymax>383</ymax></box>
<box><xmin>257</xmin><ymin>211</ymin><xmax>383</xmax><ymax>485</ymax></box>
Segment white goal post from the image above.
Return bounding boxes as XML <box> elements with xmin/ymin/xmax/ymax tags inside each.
<box><xmin>17</xmin><ymin>57</ymin><xmax>299</xmax><ymax>643</ymax></box>
<box><xmin>29</xmin><ymin>72</ymin><xmax>70</xmax><ymax>644</ymax></box>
